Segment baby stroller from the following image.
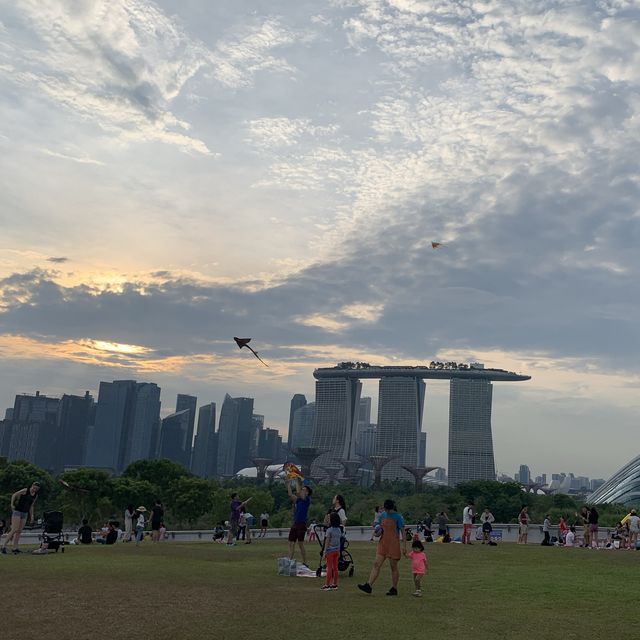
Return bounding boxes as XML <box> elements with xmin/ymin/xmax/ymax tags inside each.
<box><xmin>41</xmin><ymin>511</ymin><xmax>65</xmax><ymax>553</ymax></box>
<box><xmin>313</xmin><ymin>523</ymin><xmax>355</xmax><ymax>578</ymax></box>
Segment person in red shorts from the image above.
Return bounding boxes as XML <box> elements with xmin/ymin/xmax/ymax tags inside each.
<box><xmin>462</xmin><ymin>501</ymin><xmax>474</xmax><ymax>544</ymax></box>
<box><xmin>287</xmin><ymin>478</ymin><xmax>312</xmax><ymax>567</ymax></box>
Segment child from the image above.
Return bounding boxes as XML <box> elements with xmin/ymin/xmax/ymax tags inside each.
<box><xmin>321</xmin><ymin>512</ymin><xmax>342</xmax><ymax>591</ymax></box>
<box><xmin>405</xmin><ymin>539</ymin><xmax>428</xmax><ymax>597</ymax></box>
<box><xmin>565</xmin><ymin>525</ymin><xmax>576</xmax><ymax>547</ymax></box>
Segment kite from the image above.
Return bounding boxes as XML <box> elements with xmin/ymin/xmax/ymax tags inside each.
<box><xmin>283</xmin><ymin>462</ymin><xmax>304</xmax><ymax>482</ymax></box>
<box><xmin>431</xmin><ymin>242</ymin><xmax>444</xmax><ymax>249</ymax></box>
<box><xmin>58</xmin><ymin>479</ymin><xmax>90</xmax><ymax>493</ymax></box>
<box><xmin>233</xmin><ymin>337</ymin><xmax>269</xmax><ymax>367</ymax></box>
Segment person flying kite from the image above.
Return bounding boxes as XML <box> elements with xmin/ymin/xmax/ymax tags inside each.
<box><xmin>233</xmin><ymin>337</ymin><xmax>268</xmax><ymax>367</ymax></box>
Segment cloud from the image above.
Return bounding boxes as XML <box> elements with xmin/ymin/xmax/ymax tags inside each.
<box><xmin>46</xmin><ymin>256</ymin><xmax>69</xmax><ymax>264</ymax></box>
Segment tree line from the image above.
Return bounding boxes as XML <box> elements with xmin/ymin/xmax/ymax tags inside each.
<box><xmin>0</xmin><ymin>458</ymin><xmax>629</xmax><ymax>530</ymax></box>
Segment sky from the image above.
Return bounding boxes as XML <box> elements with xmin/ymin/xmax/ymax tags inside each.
<box><xmin>0</xmin><ymin>0</ymin><xmax>639</xmax><ymax>480</ymax></box>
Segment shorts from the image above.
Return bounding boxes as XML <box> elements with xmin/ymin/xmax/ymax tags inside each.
<box><xmin>589</xmin><ymin>524</ymin><xmax>598</xmax><ymax>533</ymax></box>
<box><xmin>519</xmin><ymin>524</ymin><xmax>528</xmax><ymax>535</ymax></box>
<box><xmin>288</xmin><ymin>522</ymin><xmax>307</xmax><ymax>542</ymax></box>
<box><xmin>463</xmin><ymin>523</ymin><xmax>472</xmax><ymax>536</ymax></box>
<box><xmin>229</xmin><ymin>521</ymin><xmax>239</xmax><ymax>535</ymax></box>
<box><xmin>261</xmin><ymin>519</ymin><xmax>268</xmax><ymax>527</ymax></box>
<box><xmin>12</xmin><ymin>510</ymin><xmax>28</xmax><ymax>520</ymax></box>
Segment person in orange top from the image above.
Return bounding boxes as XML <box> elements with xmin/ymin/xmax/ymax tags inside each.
<box><xmin>358</xmin><ymin>499</ymin><xmax>407</xmax><ymax>596</ymax></box>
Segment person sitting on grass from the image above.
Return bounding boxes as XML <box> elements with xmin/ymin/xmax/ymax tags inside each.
<box><xmin>404</xmin><ymin>539</ymin><xmax>428</xmax><ymax>598</ymax></box>
<box><xmin>96</xmin><ymin>522</ymin><xmax>118</xmax><ymax>545</ymax></box>
<box><xmin>358</xmin><ymin>498</ymin><xmax>407</xmax><ymax>596</ymax></box>
<box><xmin>287</xmin><ymin>478</ymin><xmax>312</xmax><ymax>567</ymax></box>
<box><xmin>564</xmin><ymin>525</ymin><xmax>576</xmax><ymax>547</ymax></box>
<box><xmin>78</xmin><ymin>519</ymin><xmax>93</xmax><ymax>544</ymax></box>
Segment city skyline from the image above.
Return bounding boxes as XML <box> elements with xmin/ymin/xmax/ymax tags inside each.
<box><xmin>1</xmin><ymin>1</ymin><xmax>639</xmax><ymax>480</ymax></box>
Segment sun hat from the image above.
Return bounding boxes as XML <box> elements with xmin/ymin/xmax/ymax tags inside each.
<box><xmin>137</xmin><ymin>506</ymin><xmax>147</xmax><ymax>512</ymax></box>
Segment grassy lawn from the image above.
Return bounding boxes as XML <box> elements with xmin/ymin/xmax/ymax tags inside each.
<box><xmin>2</xmin><ymin>540</ymin><xmax>637</xmax><ymax>640</ymax></box>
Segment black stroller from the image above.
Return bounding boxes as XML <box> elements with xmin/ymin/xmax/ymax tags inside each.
<box><xmin>40</xmin><ymin>511</ymin><xmax>66</xmax><ymax>552</ymax></box>
<box><xmin>313</xmin><ymin>524</ymin><xmax>355</xmax><ymax>578</ymax></box>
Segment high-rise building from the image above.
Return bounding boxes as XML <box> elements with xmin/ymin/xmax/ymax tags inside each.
<box><xmin>176</xmin><ymin>394</ymin><xmax>197</xmax><ymax>464</ymax></box>
<box><xmin>419</xmin><ymin>432</ymin><xmax>427</xmax><ymax>467</ymax></box>
<box><xmin>291</xmin><ymin>402</ymin><xmax>315</xmax><ymax>450</ymax></box>
<box><xmin>375</xmin><ymin>377</ymin><xmax>425</xmax><ymax>481</ymax></box>
<box><xmin>355</xmin><ymin>424</ymin><xmax>376</xmax><ymax>459</ymax></box>
<box><xmin>590</xmin><ymin>478</ymin><xmax>605</xmax><ymax>492</ymax></box>
<box><xmin>216</xmin><ymin>394</ymin><xmax>255</xmax><ymax>476</ymax></box>
<box><xmin>258</xmin><ymin>427</ymin><xmax>282</xmax><ymax>460</ymax></box>
<box><xmin>251</xmin><ymin>413</ymin><xmax>264</xmax><ymax>459</ymax></box>
<box><xmin>357</xmin><ymin>397</ymin><xmax>372</xmax><ymax>428</ymax></box>
<box><xmin>159</xmin><ymin>409</ymin><xmax>191</xmax><ymax>468</ymax></box>
<box><xmin>56</xmin><ymin>391</ymin><xmax>94</xmax><ymax>470</ymax></box>
<box><xmin>518</xmin><ymin>465</ymin><xmax>531</xmax><ymax>485</ymax></box>
<box><xmin>191</xmin><ymin>402</ymin><xmax>218</xmax><ymax>478</ymax></box>
<box><xmin>86</xmin><ymin>380</ymin><xmax>161</xmax><ymax>472</ymax></box>
<box><xmin>288</xmin><ymin>394</ymin><xmax>307</xmax><ymax>450</ymax></box>
<box><xmin>312</xmin><ymin>378</ymin><xmax>362</xmax><ymax>475</ymax></box>
<box><xmin>448</xmin><ymin>378</ymin><xmax>495</xmax><ymax>486</ymax></box>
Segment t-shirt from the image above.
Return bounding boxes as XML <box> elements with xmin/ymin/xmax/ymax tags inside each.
<box><xmin>437</xmin><ymin>515</ymin><xmax>448</xmax><ymax>529</ymax></box>
<box><xmin>105</xmin><ymin>529</ymin><xmax>118</xmax><ymax>545</ymax></box>
<box><xmin>293</xmin><ymin>495</ymin><xmax>311</xmax><ymax>523</ymax></box>
<box><xmin>260</xmin><ymin>513</ymin><xmax>269</xmax><ymax>522</ymax></box>
<box><xmin>230</xmin><ymin>500</ymin><xmax>241</xmax><ymax>523</ymax></box>
<box><xmin>463</xmin><ymin>506</ymin><xmax>473</xmax><ymax>525</ymax></box>
<box><xmin>151</xmin><ymin>505</ymin><xmax>164</xmax><ymax>523</ymax></box>
<box><xmin>408</xmin><ymin>550</ymin><xmax>427</xmax><ymax>574</ymax></box>
<box><xmin>565</xmin><ymin>531</ymin><xmax>575</xmax><ymax>547</ymax></box>
<box><xmin>543</xmin><ymin>519</ymin><xmax>551</xmax><ymax>532</ymax></box>
<box><xmin>629</xmin><ymin>515</ymin><xmax>640</xmax><ymax>531</ymax></box>
<box><xmin>480</xmin><ymin>512</ymin><xmax>494</xmax><ymax>524</ymax></box>
<box><xmin>325</xmin><ymin>526</ymin><xmax>342</xmax><ymax>553</ymax></box>
<box><xmin>78</xmin><ymin>525</ymin><xmax>92</xmax><ymax>544</ymax></box>
<box><xmin>377</xmin><ymin>511</ymin><xmax>404</xmax><ymax>533</ymax></box>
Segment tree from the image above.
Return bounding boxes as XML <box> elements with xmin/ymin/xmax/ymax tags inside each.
<box><xmin>122</xmin><ymin>459</ymin><xmax>190</xmax><ymax>498</ymax></box>
<box><xmin>57</xmin><ymin>468</ymin><xmax>114</xmax><ymax>526</ymax></box>
<box><xmin>169</xmin><ymin>477</ymin><xmax>214</xmax><ymax>526</ymax></box>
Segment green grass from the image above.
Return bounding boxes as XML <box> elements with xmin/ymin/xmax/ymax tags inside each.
<box><xmin>2</xmin><ymin>540</ymin><xmax>638</xmax><ymax>640</ymax></box>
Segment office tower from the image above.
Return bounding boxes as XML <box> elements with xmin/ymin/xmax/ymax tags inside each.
<box><xmin>448</xmin><ymin>378</ymin><xmax>495</xmax><ymax>486</ymax></box>
<box><xmin>56</xmin><ymin>391</ymin><xmax>94</xmax><ymax>470</ymax></box>
<box><xmin>290</xmin><ymin>402</ymin><xmax>315</xmax><ymax>450</ymax></box>
<box><xmin>375</xmin><ymin>377</ymin><xmax>426</xmax><ymax>481</ymax></box>
<box><xmin>355</xmin><ymin>424</ymin><xmax>376</xmax><ymax>459</ymax></box>
<box><xmin>5</xmin><ymin>408</ymin><xmax>14</xmax><ymax>420</ymax></box>
<box><xmin>216</xmin><ymin>394</ymin><xmax>255</xmax><ymax>476</ymax></box>
<box><xmin>258</xmin><ymin>427</ymin><xmax>282</xmax><ymax>460</ymax></box>
<box><xmin>288</xmin><ymin>394</ymin><xmax>307</xmax><ymax>450</ymax></box>
<box><xmin>518</xmin><ymin>465</ymin><xmax>531</xmax><ymax>485</ymax></box>
<box><xmin>251</xmin><ymin>413</ymin><xmax>264</xmax><ymax>459</ymax></box>
<box><xmin>176</xmin><ymin>394</ymin><xmax>197</xmax><ymax>464</ymax></box>
<box><xmin>590</xmin><ymin>478</ymin><xmax>604</xmax><ymax>492</ymax></box>
<box><xmin>86</xmin><ymin>380</ymin><xmax>161</xmax><ymax>472</ymax></box>
<box><xmin>6</xmin><ymin>392</ymin><xmax>61</xmax><ymax>469</ymax></box>
<box><xmin>312</xmin><ymin>378</ymin><xmax>362</xmax><ymax>474</ymax></box>
<box><xmin>159</xmin><ymin>409</ymin><xmax>191</xmax><ymax>468</ymax></box>
<box><xmin>541</xmin><ymin>473</ymin><xmax>547</xmax><ymax>485</ymax></box>
<box><xmin>191</xmin><ymin>402</ymin><xmax>217</xmax><ymax>478</ymax></box>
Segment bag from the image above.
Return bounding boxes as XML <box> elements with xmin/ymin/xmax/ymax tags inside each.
<box><xmin>277</xmin><ymin>557</ymin><xmax>297</xmax><ymax>576</ymax></box>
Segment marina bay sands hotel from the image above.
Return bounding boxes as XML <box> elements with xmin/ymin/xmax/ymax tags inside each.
<box><xmin>311</xmin><ymin>362</ymin><xmax>531</xmax><ymax>485</ymax></box>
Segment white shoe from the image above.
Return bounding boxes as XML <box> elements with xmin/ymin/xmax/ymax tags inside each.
<box><xmin>412</xmin><ymin>590</ymin><xmax>422</xmax><ymax>597</ymax></box>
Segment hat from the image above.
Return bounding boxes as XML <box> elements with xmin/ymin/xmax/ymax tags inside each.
<box><xmin>137</xmin><ymin>506</ymin><xmax>147</xmax><ymax>512</ymax></box>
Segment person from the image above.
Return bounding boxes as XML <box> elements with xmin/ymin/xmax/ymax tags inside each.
<box><xmin>213</xmin><ymin>522</ymin><xmax>226</xmax><ymax>542</ymax></box>
<box><xmin>358</xmin><ymin>498</ymin><xmax>407</xmax><ymax>596</ymax></box>
<box><xmin>96</xmin><ymin>522</ymin><xmax>118</xmax><ymax>545</ymax></box>
<box><xmin>627</xmin><ymin>509</ymin><xmax>639</xmax><ymax>549</ymax></box>
<box><xmin>78</xmin><ymin>519</ymin><xmax>93</xmax><ymax>544</ymax></box>
<box><xmin>437</xmin><ymin>511</ymin><xmax>449</xmax><ymax>539</ymax></box>
<box><xmin>287</xmin><ymin>478</ymin><xmax>312</xmax><ymax>567</ymax></box>
<box><xmin>238</xmin><ymin>507</ymin><xmax>252</xmax><ymax>544</ymax></box>
<box><xmin>308</xmin><ymin>520</ymin><xmax>318</xmax><ymax>542</ymax></box>
<box><xmin>0</xmin><ymin>481</ymin><xmax>41</xmax><ymax>555</ymax></box>
<box><xmin>462</xmin><ymin>501</ymin><xmax>474</xmax><ymax>544</ymax></box>
<box><xmin>321</xmin><ymin>512</ymin><xmax>343</xmax><ymax>591</ymax></box>
<box><xmin>578</xmin><ymin>506</ymin><xmax>591</xmax><ymax>548</ymax></box>
<box><xmin>0</xmin><ymin>519</ymin><xmax>6</xmax><ymax>537</ymax></box>
<box><xmin>565</xmin><ymin>525</ymin><xmax>576</xmax><ymax>547</ymax></box>
<box><xmin>541</xmin><ymin>515</ymin><xmax>552</xmax><ymax>546</ymax></box>
<box><xmin>325</xmin><ymin>494</ymin><xmax>347</xmax><ymax>528</ymax></box>
<box><xmin>480</xmin><ymin>508</ymin><xmax>495</xmax><ymax>544</ymax></box>
<box><xmin>558</xmin><ymin>516</ymin><xmax>568</xmax><ymax>543</ymax></box>
<box><xmin>259</xmin><ymin>511</ymin><xmax>269</xmax><ymax>538</ymax></box>
<box><xmin>227</xmin><ymin>493</ymin><xmax>252</xmax><ymax>546</ymax></box>
<box><xmin>612</xmin><ymin>522</ymin><xmax>627</xmax><ymax>549</ymax></box>
<box><xmin>370</xmin><ymin>506</ymin><xmax>381</xmax><ymax>541</ymax></box>
<box><xmin>588</xmin><ymin>506</ymin><xmax>599</xmax><ymax>548</ymax></box>
<box><xmin>405</xmin><ymin>539</ymin><xmax>428</xmax><ymax>597</ymax></box>
<box><xmin>158</xmin><ymin>522</ymin><xmax>167</xmax><ymax>541</ymax></box>
<box><xmin>123</xmin><ymin>505</ymin><xmax>134</xmax><ymax>542</ymax></box>
<box><xmin>151</xmin><ymin>500</ymin><xmax>164</xmax><ymax>543</ymax></box>
<box><xmin>422</xmin><ymin>512</ymin><xmax>433</xmax><ymax>541</ymax></box>
<box><xmin>517</xmin><ymin>506</ymin><xmax>530</xmax><ymax>544</ymax></box>
<box><xmin>134</xmin><ymin>506</ymin><xmax>147</xmax><ymax>546</ymax></box>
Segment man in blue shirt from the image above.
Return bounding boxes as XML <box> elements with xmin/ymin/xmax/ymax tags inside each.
<box><xmin>287</xmin><ymin>479</ymin><xmax>312</xmax><ymax>566</ymax></box>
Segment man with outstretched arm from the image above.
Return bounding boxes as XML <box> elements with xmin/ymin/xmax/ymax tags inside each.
<box><xmin>226</xmin><ymin>493</ymin><xmax>252</xmax><ymax>546</ymax></box>
<box><xmin>287</xmin><ymin>478</ymin><xmax>312</xmax><ymax>567</ymax></box>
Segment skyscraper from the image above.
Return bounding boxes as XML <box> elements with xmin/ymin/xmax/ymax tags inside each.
<box><xmin>291</xmin><ymin>402</ymin><xmax>315</xmax><ymax>450</ymax></box>
<box><xmin>258</xmin><ymin>427</ymin><xmax>282</xmax><ymax>460</ymax></box>
<box><xmin>518</xmin><ymin>464</ymin><xmax>531</xmax><ymax>485</ymax></box>
<box><xmin>312</xmin><ymin>377</ymin><xmax>362</xmax><ymax>475</ymax></box>
<box><xmin>159</xmin><ymin>409</ymin><xmax>191</xmax><ymax>468</ymax></box>
<box><xmin>86</xmin><ymin>380</ymin><xmax>161</xmax><ymax>472</ymax></box>
<box><xmin>191</xmin><ymin>402</ymin><xmax>217</xmax><ymax>478</ymax></box>
<box><xmin>56</xmin><ymin>391</ymin><xmax>95</xmax><ymax>470</ymax></box>
<box><xmin>176</xmin><ymin>394</ymin><xmax>197</xmax><ymax>465</ymax></box>
<box><xmin>216</xmin><ymin>394</ymin><xmax>255</xmax><ymax>476</ymax></box>
<box><xmin>448</xmin><ymin>378</ymin><xmax>495</xmax><ymax>486</ymax></box>
<box><xmin>419</xmin><ymin>431</ymin><xmax>427</xmax><ymax>468</ymax></box>
<box><xmin>375</xmin><ymin>377</ymin><xmax>425</xmax><ymax>481</ymax></box>
<box><xmin>287</xmin><ymin>394</ymin><xmax>307</xmax><ymax>450</ymax></box>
